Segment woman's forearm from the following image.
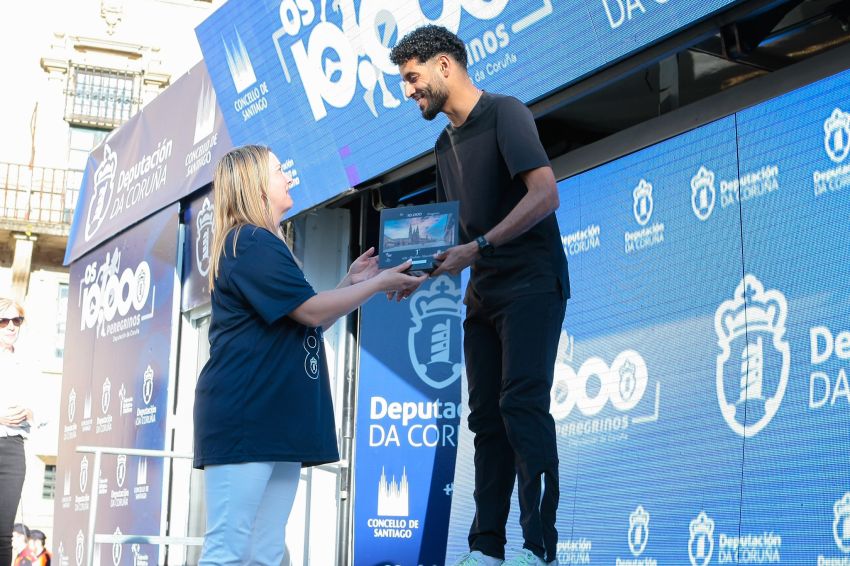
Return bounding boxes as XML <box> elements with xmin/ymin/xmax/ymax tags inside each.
<box><xmin>290</xmin><ymin>277</ymin><xmax>384</xmax><ymax>328</ymax></box>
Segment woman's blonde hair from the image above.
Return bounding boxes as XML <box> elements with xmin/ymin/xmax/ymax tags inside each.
<box><xmin>208</xmin><ymin>145</ymin><xmax>282</xmax><ymax>289</ymax></box>
<box><xmin>0</xmin><ymin>298</ymin><xmax>24</xmax><ymax>318</ymax></box>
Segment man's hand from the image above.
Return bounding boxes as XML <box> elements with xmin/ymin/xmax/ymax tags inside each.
<box><xmin>431</xmin><ymin>241</ymin><xmax>479</xmax><ymax>277</ymax></box>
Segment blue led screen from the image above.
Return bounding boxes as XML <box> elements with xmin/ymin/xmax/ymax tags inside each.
<box><xmin>733</xmin><ymin>66</ymin><xmax>850</xmax><ymax>563</ymax></box>
<box><xmin>195</xmin><ymin>0</ymin><xmax>743</xmax><ymax>217</ymax></box>
<box><xmin>444</xmin><ymin>67</ymin><xmax>850</xmax><ymax>564</ymax></box>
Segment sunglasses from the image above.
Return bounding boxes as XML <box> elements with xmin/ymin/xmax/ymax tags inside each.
<box><xmin>0</xmin><ymin>317</ymin><xmax>24</xmax><ymax>328</ymax></box>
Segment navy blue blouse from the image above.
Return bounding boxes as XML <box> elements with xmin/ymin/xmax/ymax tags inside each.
<box><xmin>193</xmin><ymin>226</ymin><xmax>339</xmax><ymax>468</ymax></box>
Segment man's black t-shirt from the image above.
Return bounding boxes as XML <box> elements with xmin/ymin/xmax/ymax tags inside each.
<box><xmin>435</xmin><ymin>92</ymin><xmax>569</xmax><ymax>301</ymax></box>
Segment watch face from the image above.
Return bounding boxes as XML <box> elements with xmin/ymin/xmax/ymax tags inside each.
<box><xmin>477</xmin><ymin>237</ymin><xmax>494</xmax><ymax>256</ymax></box>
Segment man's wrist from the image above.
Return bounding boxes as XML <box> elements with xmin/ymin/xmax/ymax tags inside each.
<box><xmin>475</xmin><ymin>235</ymin><xmax>495</xmax><ymax>257</ymax></box>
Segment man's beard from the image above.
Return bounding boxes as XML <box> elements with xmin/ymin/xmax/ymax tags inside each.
<box><xmin>419</xmin><ymin>83</ymin><xmax>448</xmax><ymax>121</ymax></box>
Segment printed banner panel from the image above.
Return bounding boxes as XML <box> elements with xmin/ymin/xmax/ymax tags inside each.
<box><xmin>66</xmin><ymin>60</ymin><xmax>233</xmax><ymax>263</ymax></box>
<box><xmin>181</xmin><ymin>187</ymin><xmax>215</xmax><ymax>312</ymax></box>
<box><xmin>354</xmin><ymin>275</ymin><xmax>464</xmax><ymax>566</ymax></box>
<box><xmin>195</xmin><ymin>0</ymin><xmax>742</xmax><ymax>219</ymax></box>
<box><xmin>54</xmin><ymin>205</ymin><xmax>179</xmax><ymax>566</ymax></box>
<box><xmin>445</xmin><ymin>68</ymin><xmax>850</xmax><ymax>564</ymax></box>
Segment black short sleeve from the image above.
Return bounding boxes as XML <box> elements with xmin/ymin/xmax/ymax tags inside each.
<box><xmin>435</xmin><ymin>157</ymin><xmax>447</xmax><ymax>203</ymax></box>
<box><xmin>226</xmin><ymin>228</ymin><xmax>316</xmax><ymax>325</ymax></box>
<box><xmin>495</xmin><ymin>97</ymin><xmax>550</xmax><ymax>179</ymax></box>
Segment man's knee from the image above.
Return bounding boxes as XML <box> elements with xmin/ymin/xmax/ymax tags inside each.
<box><xmin>467</xmin><ymin>403</ymin><xmax>505</xmax><ymax>435</ymax></box>
<box><xmin>499</xmin><ymin>379</ymin><xmax>551</xmax><ymax>416</ymax></box>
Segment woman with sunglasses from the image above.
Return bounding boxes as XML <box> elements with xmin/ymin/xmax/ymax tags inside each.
<box><xmin>0</xmin><ymin>298</ymin><xmax>32</xmax><ymax>566</ymax></box>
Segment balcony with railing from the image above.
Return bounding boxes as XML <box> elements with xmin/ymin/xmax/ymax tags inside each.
<box><xmin>0</xmin><ymin>162</ymin><xmax>81</xmax><ymax>236</ymax></box>
<box><xmin>65</xmin><ymin>65</ymin><xmax>142</xmax><ymax>129</ymax></box>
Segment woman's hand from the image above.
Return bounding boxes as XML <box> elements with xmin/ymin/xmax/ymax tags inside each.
<box><xmin>340</xmin><ymin>247</ymin><xmax>379</xmax><ymax>287</ymax></box>
<box><xmin>378</xmin><ymin>261</ymin><xmax>429</xmax><ymax>302</ymax></box>
<box><xmin>1</xmin><ymin>405</ymin><xmax>32</xmax><ymax>426</ymax></box>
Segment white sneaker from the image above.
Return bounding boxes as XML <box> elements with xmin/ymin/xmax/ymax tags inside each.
<box><xmin>449</xmin><ymin>550</ymin><xmax>505</xmax><ymax>566</ymax></box>
<box><xmin>502</xmin><ymin>549</ymin><xmax>556</xmax><ymax>565</ymax></box>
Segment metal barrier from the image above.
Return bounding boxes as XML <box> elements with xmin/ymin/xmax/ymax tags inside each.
<box><xmin>76</xmin><ymin>445</ymin><xmax>204</xmax><ymax>566</ymax></box>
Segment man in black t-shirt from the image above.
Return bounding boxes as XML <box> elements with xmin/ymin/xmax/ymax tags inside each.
<box><xmin>391</xmin><ymin>25</ymin><xmax>569</xmax><ymax>566</ymax></box>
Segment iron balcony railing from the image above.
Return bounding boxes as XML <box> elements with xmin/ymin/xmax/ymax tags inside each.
<box><xmin>65</xmin><ymin>65</ymin><xmax>143</xmax><ymax>129</ymax></box>
<box><xmin>0</xmin><ymin>162</ymin><xmax>81</xmax><ymax>232</ymax></box>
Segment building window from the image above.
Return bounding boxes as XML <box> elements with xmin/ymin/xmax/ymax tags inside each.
<box><xmin>42</xmin><ymin>464</ymin><xmax>56</xmax><ymax>499</ymax></box>
<box><xmin>55</xmin><ymin>283</ymin><xmax>68</xmax><ymax>361</ymax></box>
<box><xmin>65</xmin><ymin>65</ymin><xmax>142</xmax><ymax>128</ymax></box>
<box><xmin>66</xmin><ymin>128</ymin><xmax>105</xmax><ymax>221</ymax></box>
<box><xmin>68</xmin><ymin>127</ymin><xmax>108</xmax><ymax>171</ymax></box>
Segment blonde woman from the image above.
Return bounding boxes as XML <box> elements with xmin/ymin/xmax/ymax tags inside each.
<box><xmin>193</xmin><ymin>145</ymin><xmax>426</xmax><ymax>565</ymax></box>
<box><xmin>0</xmin><ymin>298</ymin><xmax>32</xmax><ymax>566</ymax></box>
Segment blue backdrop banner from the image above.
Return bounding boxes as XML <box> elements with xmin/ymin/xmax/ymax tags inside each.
<box><xmin>354</xmin><ymin>274</ymin><xmax>464</xmax><ymax>566</ymax></box>
<box><xmin>194</xmin><ymin>0</ymin><xmax>742</xmax><ymax>218</ymax></box>
<box><xmin>446</xmin><ymin>66</ymin><xmax>850</xmax><ymax>564</ymax></box>
<box><xmin>54</xmin><ymin>205</ymin><xmax>180</xmax><ymax>566</ymax></box>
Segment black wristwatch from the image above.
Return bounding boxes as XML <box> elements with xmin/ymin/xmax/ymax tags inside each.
<box><xmin>475</xmin><ymin>235</ymin><xmax>495</xmax><ymax>257</ymax></box>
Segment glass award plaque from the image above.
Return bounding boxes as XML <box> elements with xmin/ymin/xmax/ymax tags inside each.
<box><xmin>378</xmin><ymin>201</ymin><xmax>460</xmax><ymax>273</ymax></box>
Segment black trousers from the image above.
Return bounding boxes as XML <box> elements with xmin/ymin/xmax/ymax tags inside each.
<box><xmin>0</xmin><ymin>435</ymin><xmax>26</xmax><ymax>566</ymax></box>
<box><xmin>464</xmin><ymin>287</ymin><xmax>566</xmax><ymax>563</ymax></box>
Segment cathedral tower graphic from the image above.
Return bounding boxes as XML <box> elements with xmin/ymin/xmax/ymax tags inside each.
<box><xmin>377</xmin><ymin>467</ymin><xmax>409</xmax><ymax>517</ymax></box>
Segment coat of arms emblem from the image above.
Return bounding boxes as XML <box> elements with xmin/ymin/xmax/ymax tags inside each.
<box><xmin>714</xmin><ymin>275</ymin><xmax>789</xmax><ymax>437</ymax></box>
<box><xmin>408</xmin><ymin>276</ymin><xmax>462</xmax><ymax>389</ymax></box>
<box><xmin>633</xmin><ymin>179</ymin><xmax>654</xmax><ymax>226</ymax></box>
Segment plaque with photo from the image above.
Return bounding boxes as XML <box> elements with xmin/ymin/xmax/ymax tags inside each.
<box><xmin>378</xmin><ymin>201</ymin><xmax>460</xmax><ymax>273</ymax></box>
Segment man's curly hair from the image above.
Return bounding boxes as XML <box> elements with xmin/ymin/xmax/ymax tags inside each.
<box><xmin>389</xmin><ymin>25</ymin><xmax>467</xmax><ymax>69</ymax></box>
